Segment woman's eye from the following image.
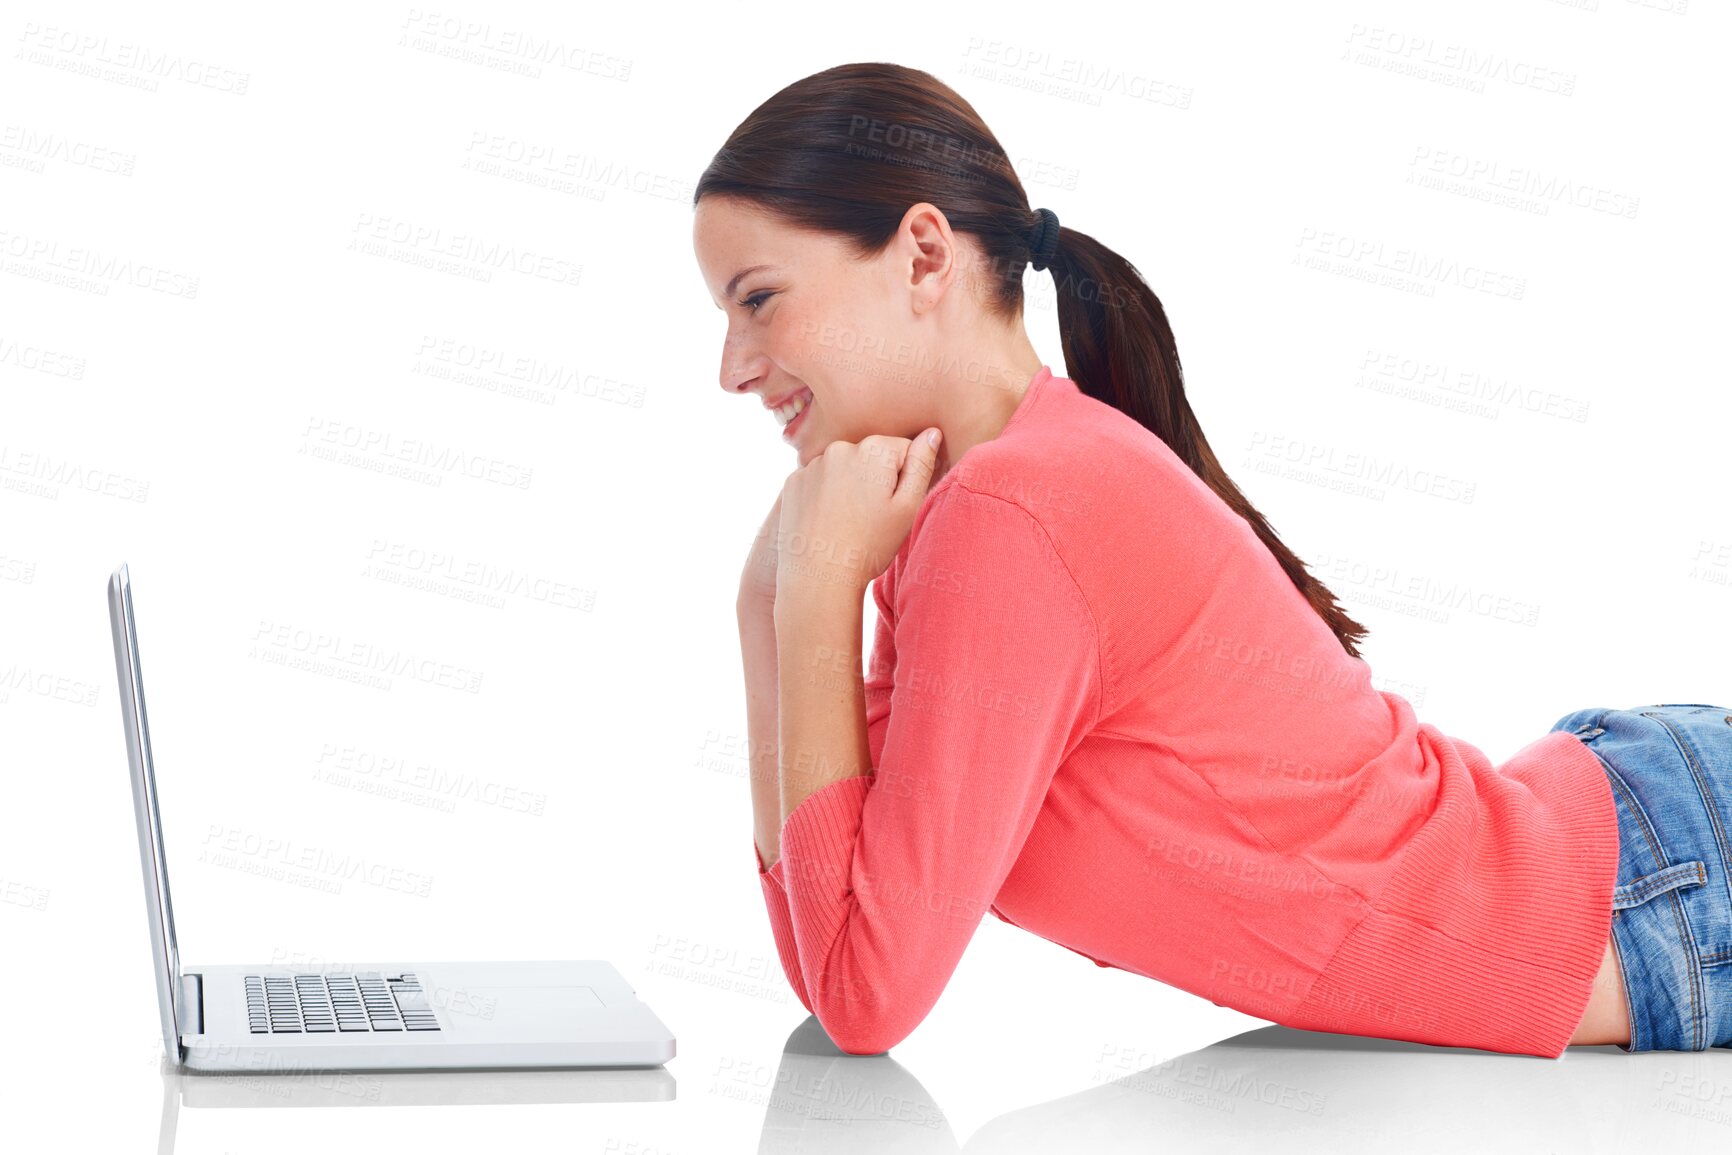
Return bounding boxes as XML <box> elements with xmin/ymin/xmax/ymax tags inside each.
<box><xmin>740</xmin><ymin>291</ymin><xmax>772</xmax><ymax>313</ymax></box>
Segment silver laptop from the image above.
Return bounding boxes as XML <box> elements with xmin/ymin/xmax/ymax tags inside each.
<box><xmin>108</xmin><ymin>562</ymin><xmax>676</xmax><ymax>1074</ymax></box>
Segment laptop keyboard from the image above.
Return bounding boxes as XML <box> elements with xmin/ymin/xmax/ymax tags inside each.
<box><xmin>244</xmin><ymin>971</ymin><xmax>442</xmax><ymax>1034</ymax></box>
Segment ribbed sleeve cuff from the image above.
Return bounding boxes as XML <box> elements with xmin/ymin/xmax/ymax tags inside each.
<box><xmin>755</xmin><ymin>835</ymin><xmax>809</xmax><ymax>1014</ymax></box>
<box><xmin>778</xmin><ymin>774</ymin><xmax>873</xmax><ymax>974</ymax></box>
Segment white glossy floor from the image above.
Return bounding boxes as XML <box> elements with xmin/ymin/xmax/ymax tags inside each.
<box><xmin>14</xmin><ymin>1011</ymin><xmax>1732</xmax><ymax>1151</ymax></box>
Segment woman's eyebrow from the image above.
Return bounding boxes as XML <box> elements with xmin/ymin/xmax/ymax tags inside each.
<box><xmin>726</xmin><ymin>263</ymin><xmax>777</xmax><ymax>298</ymax></box>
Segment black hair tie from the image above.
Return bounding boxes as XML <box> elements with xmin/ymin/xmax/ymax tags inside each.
<box><xmin>1027</xmin><ymin>207</ymin><xmax>1060</xmax><ymax>271</ymax></box>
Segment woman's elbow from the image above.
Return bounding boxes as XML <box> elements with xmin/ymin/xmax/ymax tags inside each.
<box><xmin>800</xmin><ymin>952</ymin><xmax>945</xmax><ymax>1055</ymax></box>
<box><xmin>810</xmin><ymin>997</ymin><xmax>920</xmax><ymax>1056</ymax></box>
<box><xmin>819</xmin><ymin>1019</ymin><xmax>898</xmax><ymax>1056</ymax></box>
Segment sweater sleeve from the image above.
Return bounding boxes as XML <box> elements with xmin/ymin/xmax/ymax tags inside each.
<box><xmin>753</xmin><ymin>564</ymin><xmax>897</xmax><ymax>1019</ymax></box>
<box><xmin>756</xmin><ymin>485</ymin><xmax>1102</xmax><ymax>1055</ymax></box>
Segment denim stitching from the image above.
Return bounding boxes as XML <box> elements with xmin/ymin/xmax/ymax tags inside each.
<box><xmin>1604</xmin><ymin>757</ymin><xmax>1669</xmax><ymax>884</ymax></box>
<box><xmin>1644</xmin><ymin>710</ymin><xmax>1732</xmax><ymax>969</ymax></box>
<box><xmin>1664</xmin><ymin>886</ymin><xmax>1706</xmax><ymax>1050</ymax></box>
<box><xmin>1604</xmin><ymin>755</ymin><xmax>1710</xmax><ymax>1049</ymax></box>
<box><xmin>1602</xmin><ymin>765</ymin><xmax>1662</xmax><ymax>1051</ymax></box>
<box><xmin>1614</xmin><ymin>861</ymin><xmax>1707</xmax><ymax>908</ymax></box>
<box><xmin>1636</xmin><ymin>710</ymin><xmax>1716</xmax><ymax>1049</ymax></box>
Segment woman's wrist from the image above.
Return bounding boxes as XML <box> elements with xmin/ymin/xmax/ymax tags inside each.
<box><xmin>736</xmin><ymin>588</ymin><xmax>778</xmax><ymax>628</ymax></box>
<box><xmin>736</xmin><ymin>586</ymin><xmax>782</xmax><ymax>870</ymax></box>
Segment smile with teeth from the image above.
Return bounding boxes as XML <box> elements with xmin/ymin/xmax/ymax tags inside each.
<box><xmin>773</xmin><ymin>387</ymin><xmax>814</xmax><ymax>427</ymax></box>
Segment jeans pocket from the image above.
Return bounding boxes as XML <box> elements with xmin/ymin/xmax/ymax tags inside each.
<box><xmin>1612</xmin><ymin>860</ymin><xmax>1708</xmax><ymax>911</ymax></box>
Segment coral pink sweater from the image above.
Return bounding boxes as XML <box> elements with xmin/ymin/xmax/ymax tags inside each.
<box><xmin>754</xmin><ymin>364</ymin><xmax>1619</xmax><ymax>1059</ymax></box>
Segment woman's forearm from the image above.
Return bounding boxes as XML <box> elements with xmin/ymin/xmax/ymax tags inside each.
<box><xmin>737</xmin><ymin>598</ymin><xmax>784</xmax><ymax>869</ymax></box>
<box><xmin>773</xmin><ymin>583</ymin><xmax>872</xmax><ymax>830</ymax></box>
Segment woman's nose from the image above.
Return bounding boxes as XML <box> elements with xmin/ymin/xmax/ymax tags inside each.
<box><xmin>719</xmin><ymin>352</ymin><xmax>763</xmax><ymax>397</ymax></box>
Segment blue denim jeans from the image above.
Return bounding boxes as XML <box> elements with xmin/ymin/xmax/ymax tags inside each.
<box><xmin>1548</xmin><ymin>704</ymin><xmax>1732</xmax><ymax>1051</ymax></box>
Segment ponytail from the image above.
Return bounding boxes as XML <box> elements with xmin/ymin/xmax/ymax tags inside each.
<box><xmin>1032</xmin><ymin>221</ymin><xmax>1370</xmax><ymax>658</ymax></box>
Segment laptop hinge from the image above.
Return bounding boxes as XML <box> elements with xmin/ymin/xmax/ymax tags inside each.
<box><xmin>177</xmin><ymin>973</ymin><xmax>204</xmax><ymax>1036</ymax></box>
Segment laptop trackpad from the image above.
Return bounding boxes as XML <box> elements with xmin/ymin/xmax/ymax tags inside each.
<box><xmin>455</xmin><ymin>985</ymin><xmax>604</xmax><ymax>1032</ymax></box>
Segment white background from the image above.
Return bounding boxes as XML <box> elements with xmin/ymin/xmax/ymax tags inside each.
<box><xmin>4</xmin><ymin>0</ymin><xmax>1730</xmax><ymax>1150</ymax></box>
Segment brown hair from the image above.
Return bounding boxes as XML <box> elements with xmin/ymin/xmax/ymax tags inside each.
<box><xmin>695</xmin><ymin>62</ymin><xmax>1369</xmax><ymax>659</ymax></box>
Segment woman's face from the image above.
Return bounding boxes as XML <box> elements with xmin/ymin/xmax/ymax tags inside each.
<box><xmin>692</xmin><ymin>196</ymin><xmax>954</xmax><ymax>467</ymax></box>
